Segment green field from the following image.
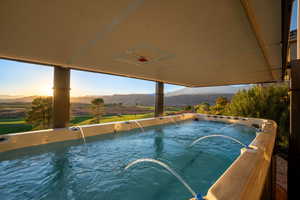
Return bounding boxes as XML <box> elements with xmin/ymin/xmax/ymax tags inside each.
<box><xmin>76</xmin><ymin>113</ymin><xmax>154</xmax><ymax>125</ymax></box>
<box><xmin>0</xmin><ymin>118</ymin><xmax>32</xmax><ymax>135</ymax></box>
<box><xmin>0</xmin><ymin>113</ymin><xmax>158</xmax><ymax>135</ymax></box>
<box><xmin>70</xmin><ymin>116</ymin><xmax>93</xmax><ymax>125</ymax></box>
<box><xmin>0</xmin><ymin>103</ymin><xmax>183</xmax><ymax>135</ymax></box>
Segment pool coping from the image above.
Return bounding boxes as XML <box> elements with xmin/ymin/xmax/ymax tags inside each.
<box><xmin>196</xmin><ymin>114</ymin><xmax>277</xmax><ymax>200</ymax></box>
<box><xmin>0</xmin><ymin>113</ymin><xmax>277</xmax><ymax>200</ymax></box>
<box><xmin>0</xmin><ymin>113</ymin><xmax>196</xmax><ymax>153</ymax></box>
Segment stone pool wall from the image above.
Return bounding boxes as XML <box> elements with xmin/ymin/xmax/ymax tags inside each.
<box><xmin>0</xmin><ymin>113</ymin><xmax>195</xmax><ymax>153</ymax></box>
<box><xmin>197</xmin><ymin>114</ymin><xmax>277</xmax><ymax>200</ymax></box>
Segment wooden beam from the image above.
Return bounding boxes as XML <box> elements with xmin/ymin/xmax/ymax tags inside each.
<box><xmin>282</xmin><ymin>0</ymin><xmax>293</xmax><ymax>78</ymax></box>
<box><xmin>155</xmin><ymin>82</ymin><xmax>164</xmax><ymax>117</ymax></box>
<box><xmin>289</xmin><ymin>60</ymin><xmax>300</xmax><ymax>198</ymax></box>
<box><xmin>53</xmin><ymin>66</ymin><xmax>70</xmax><ymax>128</ymax></box>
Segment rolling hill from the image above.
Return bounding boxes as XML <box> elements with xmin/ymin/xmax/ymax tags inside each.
<box><xmin>0</xmin><ymin>85</ymin><xmax>250</xmax><ymax>106</ymax></box>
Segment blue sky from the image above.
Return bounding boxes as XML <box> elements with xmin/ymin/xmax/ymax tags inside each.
<box><xmin>291</xmin><ymin>0</ymin><xmax>298</xmax><ymax>30</ymax></box>
<box><xmin>0</xmin><ymin>3</ymin><xmax>298</xmax><ymax>96</ymax></box>
<box><xmin>0</xmin><ymin>59</ymin><xmax>183</xmax><ymax>96</ymax></box>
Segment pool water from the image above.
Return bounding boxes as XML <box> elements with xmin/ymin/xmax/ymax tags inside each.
<box><xmin>0</xmin><ymin>120</ymin><xmax>256</xmax><ymax>200</ymax></box>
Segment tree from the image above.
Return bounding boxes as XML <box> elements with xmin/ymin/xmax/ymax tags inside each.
<box><xmin>90</xmin><ymin>98</ymin><xmax>105</xmax><ymax>124</ymax></box>
<box><xmin>210</xmin><ymin>96</ymin><xmax>229</xmax><ymax>115</ymax></box>
<box><xmin>215</xmin><ymin>96</ymin><xmax>229</xmax><ymax>106</ymax></box>
<box><xmin>194</xmin><ymin>102</ymin><xmax>210</xmax><ymax>114</ymax></box>
<box><xmin>26</xmin><ymin>97</ymin><xmax>53</xmax><ymax>129</ymax></box>
<box><xmin>184</xmin><ymin>105</ymin><xmax>193</xmax><ymax>111</ymax></box>
<box><xmin>226</xmin><ymin>84</ymin><xmax>289</xmax><ymax>150</ymax></box>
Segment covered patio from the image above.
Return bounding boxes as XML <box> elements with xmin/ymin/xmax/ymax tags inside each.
<box><xmin>0</xmin><ymin>0</ymin><xmax>297</xmax><ymax>199</ymax></box>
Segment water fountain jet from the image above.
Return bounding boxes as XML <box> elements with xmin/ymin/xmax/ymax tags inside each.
<box><xmin>134</xmin><ymin>120</ymin><xmax>145</xmax><ymax>132</ymax></box>
<box><xmin>77</xmin><ymin>126</ymin><xmax>86</xmax><ymax>144</ymax></box>
<box><xmin>170</xmin><ymin>117</ymin><xmax>178</xmax><ymax>125</ymax></box>
<box><xmin>219</xmin><ymin>123</ymin><xmax>236</xmax><ymax>132</ymax></box>
<box><xmin>190</xmin><ymin>134</ymin><xmax>248</xmax><ymax>148</ymax></box>
<box><xmin>125</xmin><ymin>158</ymin><xmax>203</xmax><ymax>199</ymax></box>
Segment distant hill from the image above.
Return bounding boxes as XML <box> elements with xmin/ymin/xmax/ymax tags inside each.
<box><xmin>0</xmin><ymin>95</ymin><xmax>25</xmax><ymax>99</ymax></box>
<box><xmin>166</xmin><ymin>85</ymin><xmax>250</xmax><ymax>96</ymax></box>
<box><xmin>0</xmin><ymin>93</ymin><xmax>233</xmax><ymax>106</ymax></box>
<box><xmin>0</xmin><ymin>96</ymin><xmax>39</xmax><ymax>103</ymax></box>
<box><xmin>71</xmin><ymin>94</ymin><xmax>154</xmax><ymax>105</ymax></box>
<box><xmin>71</xmin><ymin>93</ymin><xmax>234</xmax><ymax>106</ymax></box>
<box><xmin>165</xmin><ymin>93</ymin><xmax>233</xmax><ymax>106</ymax></box>
<box><xmin>0</xmin><ymin>85</ymin><xmax>250</xmax><ymax>106</ymax></box>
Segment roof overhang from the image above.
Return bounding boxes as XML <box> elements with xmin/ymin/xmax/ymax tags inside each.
<box><xmin>0</xmin><ymin>0</ymin><xmax>290</xmax><ymax>87</ymax></box>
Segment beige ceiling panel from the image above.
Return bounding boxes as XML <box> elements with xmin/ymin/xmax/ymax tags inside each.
<box><xmin>0</xmin><ymin>0</ymin><xmax>282</xmax><ymax>86</ymax></box>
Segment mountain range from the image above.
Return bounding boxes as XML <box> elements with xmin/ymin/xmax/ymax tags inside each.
<box><xmin>0</xmin><ymin>85</ymin><xmax>250</xmax><ymax>106</ymax></box>
<box><xmin>166</xmin><ymin>85</ymin><xmax>250</xmax><ymax>96</ymax></box>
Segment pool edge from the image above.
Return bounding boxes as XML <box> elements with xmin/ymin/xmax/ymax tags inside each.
<box><xmin>202</xmin><ymin>115</ymin><xmax>277</xmax><ymax>200</ymax></box>
<box><xmin>0</xmin><ymin>113</ymin><xmax>277</xmax><ymax>200</ymax></box>
<box><xmin>0</xmin><ymin>113</ymin><xmax>195</xmax><ymax>153</ymax></box>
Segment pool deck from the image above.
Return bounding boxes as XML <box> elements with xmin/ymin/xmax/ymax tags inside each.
<box><xmin>275</xmin><ymin>155</ymin><xmax>287</xmax><ymax>200</ymax></box>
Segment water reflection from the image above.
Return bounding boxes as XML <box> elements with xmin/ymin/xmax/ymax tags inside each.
<box><xmin>154</xmin><ymin>128</ymin><xmax>164</xmax><ymax>159</ymax></box>
<box><xmin>45</xmin><ymin>149</ymin><xmax>73</xmax><ymax>199</ymax></box>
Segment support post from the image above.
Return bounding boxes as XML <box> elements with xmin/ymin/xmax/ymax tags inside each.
<box><xmin>53</xmin><ymin>66</ymin><xmax>70</xmax><ymax>128</ymax></box>
<box><xmin>289</xmin><ymin>60</ymin><xmax>300</xmax><ymax>198</ymax></box>
<box><xmin>155</xmin><ymin>81</ymin><xmax>164</xmax><ymax>117</ymax></box>
<box><xmin>289</xmin><ymin>2</ymin><xmax>300</xmax><ymax>197</ymax></box>
<box><xmin>296</xmin><ymin>0</ymin><xmax>300</xmax><ymax>59</ymax></box>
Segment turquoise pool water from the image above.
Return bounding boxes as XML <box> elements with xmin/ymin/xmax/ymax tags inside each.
<box><xmin>0</xmin><ymin>120</ymin><xmax>256</xmax><ymax>200</ymax></box>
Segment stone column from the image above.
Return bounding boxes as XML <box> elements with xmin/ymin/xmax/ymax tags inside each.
<box><xmin>53</xmin><ymin>66</ymin><xmax>70</xmax><ymax>128</ymax></box>
<box><xmin>155</xmin><ymin>82</ymin><xmax>164</xmax><ymax>117</ymax></box>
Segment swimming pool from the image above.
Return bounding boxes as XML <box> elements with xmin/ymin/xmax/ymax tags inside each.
<box><xmin>0</xmin><ymin>119</ymin><xmax>257</xmax><ymax>200</ymax></box>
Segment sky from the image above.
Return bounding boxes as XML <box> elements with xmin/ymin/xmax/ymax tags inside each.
<box><xmin>0</xmin><ymin>2</ymin><xmax>298</xmax><ymax>97</ymax></box>
<box><xmin>0</xmin><ymin>59</ymin><xmax>183</xmax><ymax>96</ymax></box>
<box><xmin>291</xmin><ymin>0</ymin><xmax>298</xmax><ymax>30</ymax></box>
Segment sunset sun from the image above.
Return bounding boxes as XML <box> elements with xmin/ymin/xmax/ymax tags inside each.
<box><xmin>38</xmin><ymin>85</ymin><xmax>53</xmax><ymax>96</ymax></box>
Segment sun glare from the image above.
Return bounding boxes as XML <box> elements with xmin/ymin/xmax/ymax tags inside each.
<box><xmin>38</xmin><ymin>85</ymin><xmax>53</xmax><ymax>96</ymax></box>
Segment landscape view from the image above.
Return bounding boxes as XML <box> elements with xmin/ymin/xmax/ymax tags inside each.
<box><xmin>0</xmin><ymin>0</ymin><xmax>293</xmax><ymax>198</ymax></box>
<box><xmin>0</xmin><ymin>58</ymin><xmax>290</xmax><ymax>156</ymax></box>
<box><xmin>0</xmin><ymin>79</ymin><xmax>289</xmax><ymax>156</ymax></box>
<box><xmin>0</xmin><ymin>85</ymin><xmax>240</xmax><ymax>135</ymax></box>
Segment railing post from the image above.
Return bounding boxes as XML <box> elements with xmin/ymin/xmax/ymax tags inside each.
<box><xmin>155</xmin><ymin>81</ymin><xmax>164</xmax><ymax>117</ymax></box>
<box><xmin>53</xmin><ymin>66</ymin><xmax>70</xmax><ymax>128</ymax></box>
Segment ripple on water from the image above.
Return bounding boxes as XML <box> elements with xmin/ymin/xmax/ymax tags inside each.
<box><xmin>0</xmin><ymin>120</ymin><xmax>256</xmax><ymax>200</ymax></box>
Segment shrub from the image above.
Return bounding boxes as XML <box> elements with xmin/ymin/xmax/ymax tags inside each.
<box><xmin>226</xmin><ymin>84</ymin><xmax>289</xmax><ymax>151</ymax></box>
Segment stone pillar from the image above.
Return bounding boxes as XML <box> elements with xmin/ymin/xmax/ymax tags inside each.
<box><xmin>155</xmin><ymin>82</ymin><xmax>164</xmax><ymax>117</ymax></box>
<box><xmin>53</xmin><ymin>66</ymin><xmax>70</xmax><ymax>128</ymax></box>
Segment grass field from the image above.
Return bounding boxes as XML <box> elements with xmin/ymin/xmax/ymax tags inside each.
<box><xmin>0</xmin><ymin>113</ymin><xmax>158</xmax><ymax>135</ymax></box>
<box><xmin>70</xmin><ymin>116</ymin><xmax>93</xmax><ymax>125</ymax></box>
<box><xmin>76</xmin><ymin>113</ymin><xmax>154</xmax><ymax>125</ymax></box>
<box><xmin>0</xmin><ymin>104</ymin><xmax>184</xmax><ymax>135</ymax></box>
<box><xmin>0</xmin><ymin>118</ymin><xmax>32</xmax><ymax>135</ymax></box>
<box><xmin>0</xmin><ymin>118</ymin><xmax>25</xmax><ymax>123</ymax></box>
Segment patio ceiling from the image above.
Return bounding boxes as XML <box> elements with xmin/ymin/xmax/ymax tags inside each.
<box><xmin>0</xmin><ymin>0</ymin><xmax>284</xmax><ymax>87</ymax></box>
